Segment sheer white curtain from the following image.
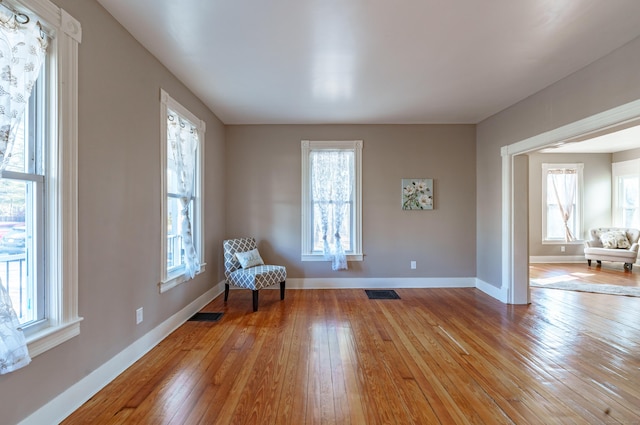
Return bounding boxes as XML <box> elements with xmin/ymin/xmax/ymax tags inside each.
<box><xmin>550</xmin><ymin>169</ymin><xmax>577</xmax><ymax>242</ymax></box>
<box><xmin>167</xmin><ymin>110</ymin><xmax>200</xmax><ymax>279</ymax></box>
<box><xmin>311</xmin><ymin>150</ymin><xmax>352</xmax><ymax>270</ymax></box>
<box><xmin>0</xmin><ymin>9</ymin><xmax>48</xmax><ymax>374</ymax></box>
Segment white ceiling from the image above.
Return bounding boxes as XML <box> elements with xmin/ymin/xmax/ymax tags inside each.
<box><xmin>96</xmin><ymin>0</ymin><xmax>640</xmax><ymax>125</ymax></box>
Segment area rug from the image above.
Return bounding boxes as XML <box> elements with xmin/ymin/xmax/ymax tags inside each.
<box><xmin>530</xmin><ymin>280</ymin><xmax>640</xmax><ymax>297</ymax></box>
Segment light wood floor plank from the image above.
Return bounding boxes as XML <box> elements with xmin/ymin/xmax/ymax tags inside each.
<box><xmin>64</xmin><ymin>277</ymin><xmax>640</xmax><ymax>425</ymax></box>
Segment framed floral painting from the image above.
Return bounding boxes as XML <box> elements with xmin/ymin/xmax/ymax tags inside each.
<box><xmin>402</xmin><ymin>178</ymin><xmax>433</xmax><ymax>210</ymax></box>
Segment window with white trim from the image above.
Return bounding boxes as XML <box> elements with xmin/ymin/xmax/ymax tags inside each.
<box><xmin>0</xmin><ymin>0</ymin><xmax>82</xmax><ymax>357</ymax></box>
<box><xmin>159</xmin><ymin>90</ymin><xmax>205</xmax><ymax>292</ymax></box>
<box><xmin>542</xmin><ymin>163</ymin><xmax>583</xmax><ymax>243</ymax></box>
<box><xmin>612</xmin><ymin>159</ymin><xmax>640</xmax><ymax>228</ymax></box>
<box><xmin>301</xmin><ymin>140</ymin><xmax>362</xmax><ymax>262</ymax></box>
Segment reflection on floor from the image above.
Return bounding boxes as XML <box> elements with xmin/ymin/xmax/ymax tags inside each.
<box><xmin>530</xmin><ymin>262</ymin><xmax>640</xmax><ymax>288</ymax></box>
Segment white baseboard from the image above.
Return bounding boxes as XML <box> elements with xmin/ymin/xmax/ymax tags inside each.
<box><xmin>19</xmin><ymin>280</ymin><xmax>225</xmax><ymax>425</ymax></box>
<box><xmin>529</xmin><ymin>255</ymin><xmax>585</xmax><ymax>263</ymax></box>
<box><xmin>286</xmin><ymin>277</ymin><xmax>476</xmax><ymax>289</ymax></box>
<box><xmin>475</xmin><ymin>278</ymin><xmax>508</xmax><ymax>303</ymax></box>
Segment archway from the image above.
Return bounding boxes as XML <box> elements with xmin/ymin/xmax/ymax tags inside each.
<box><xmin>501</xmin><ymin>99</ymin><xmax>640</xmax><ymax>304</ymax></box>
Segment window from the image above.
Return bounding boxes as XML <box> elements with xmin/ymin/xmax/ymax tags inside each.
<box><xmin>612</xmin><ymin>159</ymin><xmax>640</xmax><ymax>228</ymax></box>
<box><xmin>301</xmin><ymin>140</ymin><xmax>362</xmax><ymax>262</ymax></box>
<box><xmin>0</xmin><ymin>57</ymin><xmax>46</xmax><ymax>329</ymax></box>
<box><xmin>0</xmin><ymin>0</ymin><xmax>82</xmax><ymax>357</ymax></box>
<box><xmin>542</xmin><ymin>163</ymin><xmax>583</xmax><ymax>243</ymax></box>
<box><xmin>160</xmin><ymin>90</ymin><xmax>205</xmax><ymax>292</ymax></box>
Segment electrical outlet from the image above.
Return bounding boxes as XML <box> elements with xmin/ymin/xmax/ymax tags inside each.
<box><xmin>136</xmin><ymin>307</ymin><xmax>143</xmax><ymax>324</ymax></box>
<box><xmin>560</xmin><ymin>246</ymin><xmax>565</xmax><ymax>253</ymax></box>
<box><xmin>411</xmin><ymin>261</ymin><xmax>417</xmax><ymax>269</ymax></box>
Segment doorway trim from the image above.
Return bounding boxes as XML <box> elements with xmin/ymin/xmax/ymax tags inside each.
<box><xmin>501</xmin><ymin>98</ymin><xmax>640</xmax><ymax>304</ymax></box>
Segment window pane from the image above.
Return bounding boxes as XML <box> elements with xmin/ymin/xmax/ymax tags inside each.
<box><xmin>545</xmin><ymin>171</ymin><xmax>578</xmax><ymax>240</ymax></box>
<box><xmin>310</xmin><ymin>150</ymin><xmax>354</xmax><ymax>253</ymax></box>
<box><xmin>0</xmin><ymin>179</ymin><xmax>38</xmax><ymax>325</ymax></box>
<box><xmin>167</xmin><ymin>167</ymin><xmax>179</xmax><ymax>195</ymax></box>
<box><xmin>166</xmin><ymin>196</ymin><xmax>195</xmax><ymax>272</ymax></box>
<box><xmin>4</xmin><ymin>111</ymin><xmax>27</xmax><ymax>173</ymax></box>
<box><xmin>166</xmin><ymin>196</ymin><xmax>184</xmax><ymax>270</ymax></box>
<box><xmin>546</xmin><ymin>204</ymin><xmax>577</xmax><ymax>240</ymax></box>
<box><xmin>619</xmin><ymin>176</ymin><xmax>639</xmax><ymax>228</ymax></box>
<box><xmin>312</xmin><ymin>202</ymin><xmax>352</xmax><ymax>252</ymax></box>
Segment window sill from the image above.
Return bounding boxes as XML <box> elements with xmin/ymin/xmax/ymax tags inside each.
<box><xmin>26</xmin><ymin>317</ymin><xmax>83</xmax><ymax>358</ymax></box>
<box><xmin>301</xmin><ymin>254</ymin><xmax>363</xmax><ymax>262</ymax></box>
<box><xmin>159</xmin><ymin>263</ymin><xmax>207</xmax><ymax>293</ymax></box>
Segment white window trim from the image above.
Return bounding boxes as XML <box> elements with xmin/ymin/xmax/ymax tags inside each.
<box><xmin>9</xmin><ymin>0</ymin><xmax>84</xmax><ymax>357</ymax></box>
<box><xmin>301</xmin><ymin>140</ymin><xmax>363</xmax><ymax>262</ymax></box>
<box><xmin>612</xmin><ymin>159</ymin><xmax>640</xmax><ymax>227</ymax></box>
<box><xmin>159</xmin><ymin>89</ymin><xmax>206</xmax><ymax>293</ymax></box>
<box><xmin>541</xmin><ymin>163</ymin><xmax>584</xmax><ymax>244</ymax></box>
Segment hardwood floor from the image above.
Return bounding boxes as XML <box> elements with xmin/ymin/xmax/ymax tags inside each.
<box><xmin>530</xmin><ymin>261</ymin><xmax>640</xmax><ymax>288</ymax></box>
<box><xmin>63</xmin><ymin>287</ymin><xmax>640</xmax><ymax>424</ymax></box>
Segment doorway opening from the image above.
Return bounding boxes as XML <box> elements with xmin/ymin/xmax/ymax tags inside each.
<box><xmin>502</xmin><ymin>99</ymin><xmax>640</xmax><ymax>304</ymax></box>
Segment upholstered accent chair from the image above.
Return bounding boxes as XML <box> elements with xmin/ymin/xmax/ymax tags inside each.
<box><xmin>584</xmin><ymin>227</ymin><xmax>640</xmax><ymax>271</ymax></box>
<box><xmin>223</xmin><ymin>238</ymin><xmax>286</xmax><ymax>311</ymax></box>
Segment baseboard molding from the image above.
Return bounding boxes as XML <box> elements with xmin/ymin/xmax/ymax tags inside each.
<box><xmin>20</xmin><ymin>280</ymin><xmax>225</xmax><ymax>425</ymax></box>
<box><xmin>475</xmin><ymin>278</ymin><xmax>508</xmax><ymax>303</ymax></box>
<box><xmin>529</xmin><ymin>255</ymin><xmax>585</xmax><ymax>263</ymax></box>
<box><xmin>285</xmin><ymin>277</ymin><xmax>476</xmax><ymax>289</ymax></box>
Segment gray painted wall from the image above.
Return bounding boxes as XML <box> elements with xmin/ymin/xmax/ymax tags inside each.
<box><xmin>225</xmin><ymin>124</ymin><xmax>477</xmax><ymax>279</ymax></box>
<box><xmin>528</xmin><ymin>152</ymin><xmax>612</xmax><ymax>257</ymax></box>
<box><xmin>477</xmin><ymin>35</ymin><xmax>640</xmax><ymax>289</ymax></box>
<box><xmin>613</xmin><ymin>148</ymin><xmax>640</xmax><ymax>163</ymax></box>
<box><xmin>0</xmin><ymin>1</ymin><xmax>226</xmax><ymax>424</ymax></box>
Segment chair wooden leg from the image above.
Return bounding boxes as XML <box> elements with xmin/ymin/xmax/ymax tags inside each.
<box><xmin>224</xmin><ymin>284</ymin><xmax>229</xmax><ymax>302</ymax></box>
<box><xmin>587</xmin><ymin>260</ymin><xmax>591</xmax><ymax>266</ymax></box>
<box><xmin>252</xmin><ymin>290</ymin><xmax>259</xmax><ymax>312</ymax></box>
<box><xmin>597</xmin><ymin>260</ymin><xmax>602</xmax><ymax>266</ymax></box>
<box><xmin>280</xmin><ymin>281</ymin><xmax>286</xmax><ymax>300</ymax></box>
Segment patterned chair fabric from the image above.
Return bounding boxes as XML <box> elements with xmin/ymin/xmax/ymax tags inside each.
<box><xmin>223</xmin><ymin>238</ymin><xmax>287</xmax><ymax>311</ymax></box>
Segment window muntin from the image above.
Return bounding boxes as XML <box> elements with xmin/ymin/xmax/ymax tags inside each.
<box><xmin>160</xmin><ymin>90</ymin><xmax>205</xmax><ymax>292</ymax></box>
<box><xmin>542</xmin><ymin>163</ymin><xmax>583</xmax><ymax>243</ymax></box>
<box><xmin>301</xmin><ymin>140</ymin><xmax>362</xmax><ymax>261</ymax></box>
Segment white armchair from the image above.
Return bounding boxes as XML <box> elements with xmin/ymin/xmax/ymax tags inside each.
<box><xmin>583</xmin><ymin>227</ymin><xmax>640</xmax><ymax>271</ymax></box>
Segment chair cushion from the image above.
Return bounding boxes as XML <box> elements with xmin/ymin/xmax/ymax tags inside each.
<box><xmin>227</xmin><ymin>265</ymin><xmax>287</xmax><ymax>291</ymax></box>
<box><xmin>223</xmin><ymin>238</ymin><xmax>258</xmax><ymax>277</ymax></box>
<box><xmin>584</xmin><ymin>246</ymin><xmax>638</xmax><ymax>262</ymax></box>
<box><xmin>235</xmin><ymin>248</ymin><xmax>264</xmax><ymax>268</ymax></box>
<box><xmin>600</xmin><ymin>231</ymin><xmax>630</xmax><ymax>249</ymax></box>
